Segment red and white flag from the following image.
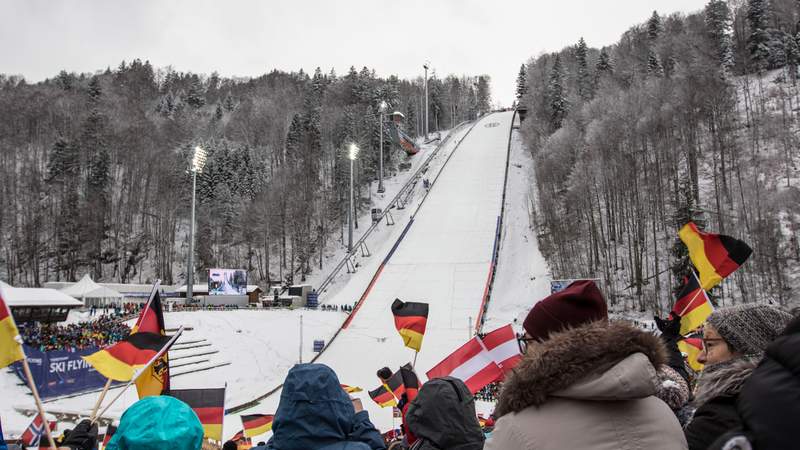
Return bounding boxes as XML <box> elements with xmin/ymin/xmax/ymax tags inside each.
<box><xmin>483</xmin><ymin>324</ymin><xmax>522</xmax><ymax>376</ymax></box>
<box><xmin>426</xmin><ymin>337</ymin><xmax>502</xmax><ymax>394</ymax></box>
<box><xmin>20</xmin><ymin>413</ymin><xmax>55</xmax><ymax>448</ymax></box>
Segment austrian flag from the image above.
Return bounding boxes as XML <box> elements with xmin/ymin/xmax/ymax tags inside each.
<box><xmin>482</xmin><ymin>324</ymin><xmax>522</xmax><ymax>375</ymax></box>
<box><xmin>426</xmin><ymin>337</ymin><xmax>503</xmax><ymax>394</ymax></box>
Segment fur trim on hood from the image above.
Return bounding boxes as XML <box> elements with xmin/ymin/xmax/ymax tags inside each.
<box><xmin>692</xmin><ymin>357</ymin><xmax>758</xmax><ymax>407</ymax></box>
<box><xmin>495</xmin><ymin>321</ymin><xmax>667</xmax><ymax>417</ymax></box>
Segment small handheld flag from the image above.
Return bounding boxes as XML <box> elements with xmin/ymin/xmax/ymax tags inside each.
<box><xmin>679</xmin><ymin>222</ymin><xmax>752</xmax><ymax>290</ymax></box>
<box><xmin>0</xmin><ymin>287</ymin><xmax>24</xmax><ymax>369</ymax></box>
<box><xmin>131</xmin><ymin>282</ymin><xmax>171</xmax><ymax>398</ymax></box>
<box><xmin>427</xmin><ymin>337</ymin><xmax>503</xmax><ymax>394</ymax></box>
<box><xmin>672</xmin><ymin>273</ymin><xmax>714</xmax><ymax>335</ymax></box>
<box><xmin>678</xmin><ymin>338</ymin><xmax>705</xmax><ymax>372</ymax></box>
<box><xmin>482</xmin><ymin>324</ymin><xmax>522</xmax><ymax>376</ymax></box>
<box><xmin>340</xmin><ymin>384</ymin><xmax>363</xmax><ymax>394</ymax></box>
<box><xmin>83</xmin><ymin>332</ymin><xmax>173</xmax><ymax>382</ymax></box>
<box><xmin>391</xmin><ymin>299</ymin><xmax>429</xmax><ymax>352</ymax></box>
<box><xmin>20</xmin><ymin>413</ymin><xmax>55</xmax><ymax>448</ymax></box>
<box><xmin>368</xmin><ymin>384</ymin><xmax>397</xmax><ymax>408</ymax></box>
<box><xmin>168</xmin><ymin>388</ymin><xmax>226</xmax><ymax>441</ymax></box>
<box><xmin>241</xmin><ymin>414</ymin><xmax>274</xmax><ymax>438</ymax></box>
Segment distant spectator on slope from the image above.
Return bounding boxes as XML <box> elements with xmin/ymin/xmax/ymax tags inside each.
<box><xmin>683</xmin><ymin>304</ymin><xmax>792</xmax><ymax>450</ymax></box>
<box><xmin>405</xmin><ymin>377</ymin><xmax>484</xmax><ymax>450</ymax></box>
<box><xmin>105</xmin><ymin>396</ymin><xmax>204</xmax><ymax>450</ymax></box>
<box><xmin>485</xmin><ymin>280</ymin><xmax>687</xmax><ymax>450</ymax></box>
<box><xmin>261</xmin><ymin>364</ymin><xmax>385</xmax><ymax>450</ymax></box>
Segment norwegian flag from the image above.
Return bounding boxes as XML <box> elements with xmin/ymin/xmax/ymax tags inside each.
<box><xmin>20</xmin><ymin>413</ymin><xmax>55</xmax><ymax>447</ymax></box>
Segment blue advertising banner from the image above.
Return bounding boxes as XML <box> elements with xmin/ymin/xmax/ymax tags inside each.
<box><xmin>13</xmin><ymin>345</ymin><xmax>116</xmax><ymax>399</ymax></box>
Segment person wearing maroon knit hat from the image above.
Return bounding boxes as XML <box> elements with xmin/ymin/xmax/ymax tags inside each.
<box><xmin>486</xmin><ymin>280</ymin><xmax>686</xmax><ymax>450</ymax></box>
<box><xmin>522</xmin><ymin>280</ymin><xmax>608</xmax><ymax>342</ymax></box>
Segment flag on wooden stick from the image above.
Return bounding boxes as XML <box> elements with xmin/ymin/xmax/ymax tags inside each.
<box><xmin>391</xmin><ymin>299</ymin><xmax>428</xmax><ymax>352</ymax></box>
<box><xmin>679</xmin><ymin>222</ymin><xmax>752</xmax><ymax>290</ymax></box>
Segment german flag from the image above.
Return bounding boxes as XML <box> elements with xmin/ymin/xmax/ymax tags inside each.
<box><xmin>241</xmin><ymin>414</ymin><xmax>273</xmax><ymax>438</ymax></box>
<box><xmin>400</xmin><ymin>365</ymin><xmax>420</xmax><ymax>402</ymax></box>
<box><xmin>0</xmin><ymin>286</ymin><xmax>24</xmax><ymax>369</ymax></box>
<box><xmin>83</xmin><ymin>332</ymin><xmax>172</xmax><ymax>381</ymax></box>
<box><xmin>391</xmin><ymin>299</ymin><xmax>428</xmax><ymax>352</ymax></box>
<box><xmin>168</xmin><ymin>388</ymin><xmax>225</xmax><ymax>441</ymax></box>
<box><xmin>678</xmin><ymin>338</ymin><xmax>705</xmax><ymax>372</ymax></box>
<box><xmin>386</xmin><ymin>370</ymin><xmax>406</xmax><ymax>399</ymax></box>
<box><xmin>672</xmin><ymin>273</ymin><xmax>714</xmax><ymax>335</ymax></box>
<box><xmin>341</xmin><ymin>384</ymin><xmax>363</xmax><ymax>394</ymax></box>
<box><xmin>679</xmin><ymin>222</ymin><xmax>752</xmax><ymax>291</ymax></box>
<box><xmin>368</xmin><ymin>384</ymin><xmax>397</xmax><ymax>408</ymax></box>
<box><xmin>101</xmin><ymin>423</ymin><xmax>117</xmax><ymax>448</ymax></box>
<box><xmin>131</xmin><ymin>283</ymin><xmax>171</xmax><ymax>398</ymax></box>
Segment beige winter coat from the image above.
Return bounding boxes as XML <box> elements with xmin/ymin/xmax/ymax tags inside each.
<box><xmin>485</xmin><ymin>321</ymin><xmax>688</xmax><ymax>450</ymax></box>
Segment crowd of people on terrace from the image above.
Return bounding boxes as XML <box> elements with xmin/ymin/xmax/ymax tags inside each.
<box><xmin>14</xmin><ymin>280</ymin><xmax>799</xmax><ymax>450</ymax></box>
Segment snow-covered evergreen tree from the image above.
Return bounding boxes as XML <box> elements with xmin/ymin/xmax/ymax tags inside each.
<box><xmin>185</xmin><ymin>76</ymin><xmax>206</xmax><ymax>108</ymax></box>
<box><xmin>516</xmin><ymin>64</ymin><xmax>528</xmax><ymax>100</ymax></box>
<box><xmin>705</xmin><ymin>0</ymin><xmax>735</xmax><ymax>74</ymax></box>
<box><xmin>547</xmin><ymin>55</ymin><xmax>568</xmax><ymax>130</ymax></box>
<box><xmin>647</xmin><ymin>11</ymin><xmax>662</xmax><ymax>41</ymax></box>
<box><xmin>747</xmin><ymin>0</ymin><xmax>772</xmax><ymax>71</ymax></box>
<box><xmin>647</xmin><ymin>50</ymin><xmax>665</xmax><ymax>77</ymax></box>
<box><xmin>576</xmin><ymin>37</ymin><xmax>593</xmax><ymax>101</ymax></box>
<box><xmin>596</xmin><ymin>48</ymin><xmax>614</xmax><ymax>75</ymax></box>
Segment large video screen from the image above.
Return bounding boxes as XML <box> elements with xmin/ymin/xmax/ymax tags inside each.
<box><xmin>208</xmin><ymin>268</ymin><xmax>248</xmax><ymax>295</ymax></box>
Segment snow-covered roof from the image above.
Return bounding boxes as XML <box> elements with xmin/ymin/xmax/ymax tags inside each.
<box><xmin>0</xmin><ymin>281</ymin><xmax>84</xmax><ymax>308</ymax></box>
<box><xmin>60</xmin><ymin>274</ymin><xmax>123</xmax><ymax>299</ymax></box>
<box><xmin>175</xmin><ymin>284</ymin><xmax>261</xmax><ymax>294</ymax></box>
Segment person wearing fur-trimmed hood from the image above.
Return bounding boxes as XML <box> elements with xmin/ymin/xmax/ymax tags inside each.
<box><xmin>683</xmin><ymin>303</ymin><xmax>792</xmax><ymax>450</ymax></box>
<box><xmin>484</xmin><ymin>281</ymin><xmax>687</xmax><ymax>450</ymax></box>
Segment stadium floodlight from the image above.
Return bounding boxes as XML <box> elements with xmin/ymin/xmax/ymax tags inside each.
<box><xmin>187</xmin><ymin>145</ymin><xmax>207</xmax><ymax>301</ymax></box>
<box><xmin>192</xmin><ymin>146</ymin><xmax>207</xmax><ymax>173</ymax></box>
<box><xmin>378</xmin><ymin>102</ymin><xmax>388</xmax><ymax>193</ymax></box>
<box><xmin>348</xmin><ymin>143</ymin><xmax>360</xmax><ymax>161</ymax></box>
<box><xmin>348</xmin><ymin>143</ymin><xmax>360</xmax><ymax>254</ymax></box>
<box><xmin>423</xmin><ymin>62</ymin><xmax>430</xmax><ymax>139</ymax></box>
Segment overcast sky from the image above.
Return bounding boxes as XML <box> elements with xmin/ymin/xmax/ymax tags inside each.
<box><xmin>1</xmin><ymin>0</ymin><xmax>707</xmax><ymax>106</ymax></box>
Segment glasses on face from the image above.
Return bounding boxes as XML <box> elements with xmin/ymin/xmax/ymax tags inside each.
<box><xmin>518</xmin><ymin>336</ymin><xmax>538</xmax><ymax>354</ymax></box>
<box><xmin>701</xmin><ymin>337</ymin><xmax>725</xmax><ymax>351</ymax></box>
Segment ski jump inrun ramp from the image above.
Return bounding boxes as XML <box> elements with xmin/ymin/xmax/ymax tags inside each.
<box><xmin>316</xmin><ymin>110</ymin><xmax>516</xmax><ymax>427</ymax></box>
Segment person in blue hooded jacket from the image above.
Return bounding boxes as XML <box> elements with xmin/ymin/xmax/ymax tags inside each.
<box><xmin>255</xmin><ymin>363</ymin><xmax>385</xmax><ymax>450</ymax></box>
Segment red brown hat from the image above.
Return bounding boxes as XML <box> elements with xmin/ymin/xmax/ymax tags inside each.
<box><xmin>523</xmin><ymin>280</ymin><xmax>608</xmax><ymax>341</ymax></box>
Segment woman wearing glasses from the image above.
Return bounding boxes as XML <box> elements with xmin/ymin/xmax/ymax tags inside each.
<box><xmin>683</xmin><ymin>304</ymin><xmax>792</xmax><ymax>450</ymax></box>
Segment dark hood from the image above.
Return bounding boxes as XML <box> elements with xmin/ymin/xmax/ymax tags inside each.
<box><xmin>269</xmin><ymin>364</ymin><xmax>369</xmax><ymax>450</ymax></box>
<box><xmin>406</xmin><ymin>377</ymin><xmax>484</xmax><ymax>450</ymax></box>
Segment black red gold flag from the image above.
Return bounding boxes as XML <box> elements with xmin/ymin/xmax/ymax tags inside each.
<box><xmin>391</xmin><ymin>299</ymin><xmax>429</xmax><ymax>352</ymax></box>
<box><xmin>168</xmin><ymin>388</ymin><xmax>226</xmax><ymax>441</ymax></box>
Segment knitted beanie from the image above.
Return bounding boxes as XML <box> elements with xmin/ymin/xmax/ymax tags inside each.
<box><xmin>706</xmin><ymin>304</ymin><xmax>793</xmax><ymax>357</ymax></box>
<box><xmin>523</xmin><ymin>280</ymin><xmax>608</xmax><ymax>342</ymax></box>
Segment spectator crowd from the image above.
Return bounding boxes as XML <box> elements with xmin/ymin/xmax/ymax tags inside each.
<box><xmin>19</xmin><ymin>315</ymin><xmax>131</xmax><ymax>352</ymax></box>
<box><xmin>13</xmin><ymin>280</ymin><xmax>799</xmax><ymax>450</ymax></box>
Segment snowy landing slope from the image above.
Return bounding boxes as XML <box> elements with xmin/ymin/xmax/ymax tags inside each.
<box><xmin>232</xmin><ymin>111</ymin><xmax>516</xmax><ymax>436</ymax></box>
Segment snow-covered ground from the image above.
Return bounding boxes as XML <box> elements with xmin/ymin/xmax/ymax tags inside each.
<box><xmin>1</xmin><ymin>115</ymin><xmax>554</xmax><ymax>443</ymax></box>
<box><xmin>481</xmin><ymin>127</ymin><xmax>552</xmax><ymax>331</ymax></box>
<box><xmin>228</xmin><ymin>111</ymin><xmax>518</xmax><ymax>440</ymax></box>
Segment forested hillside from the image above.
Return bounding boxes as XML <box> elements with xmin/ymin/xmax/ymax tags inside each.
<box><xmin>0</xmin><ymin>62</ymin><xmax>491</xmax><ymax>286</ymax></box>
<box><xmin>517</xmin><ymin>0</ymin><xmax>800</xmax><ymax>312</ymax></box>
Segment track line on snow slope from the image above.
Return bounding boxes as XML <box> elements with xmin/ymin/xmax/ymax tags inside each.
<box><xmin>225</xmin><ymin>119</ymin><xmax>484</xmax><ymax>414</ymax></box>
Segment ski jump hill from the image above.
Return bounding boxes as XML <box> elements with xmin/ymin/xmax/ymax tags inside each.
<box><xmin>242</xmin><ymin>110</ymin><xmax>517</xmax><ymax>431</ymax></box>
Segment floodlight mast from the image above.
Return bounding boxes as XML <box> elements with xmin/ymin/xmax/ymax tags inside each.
<box><xmin>187</xmin><ymin>146</ymin><xmax>207</xmax><ymax>301</ymax></box>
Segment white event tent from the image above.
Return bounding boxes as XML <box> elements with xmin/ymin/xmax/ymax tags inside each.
<box><xmin>60</xmin><ymin>274</ymin><xmax>123</xmax><ymax>307</ymax></box>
